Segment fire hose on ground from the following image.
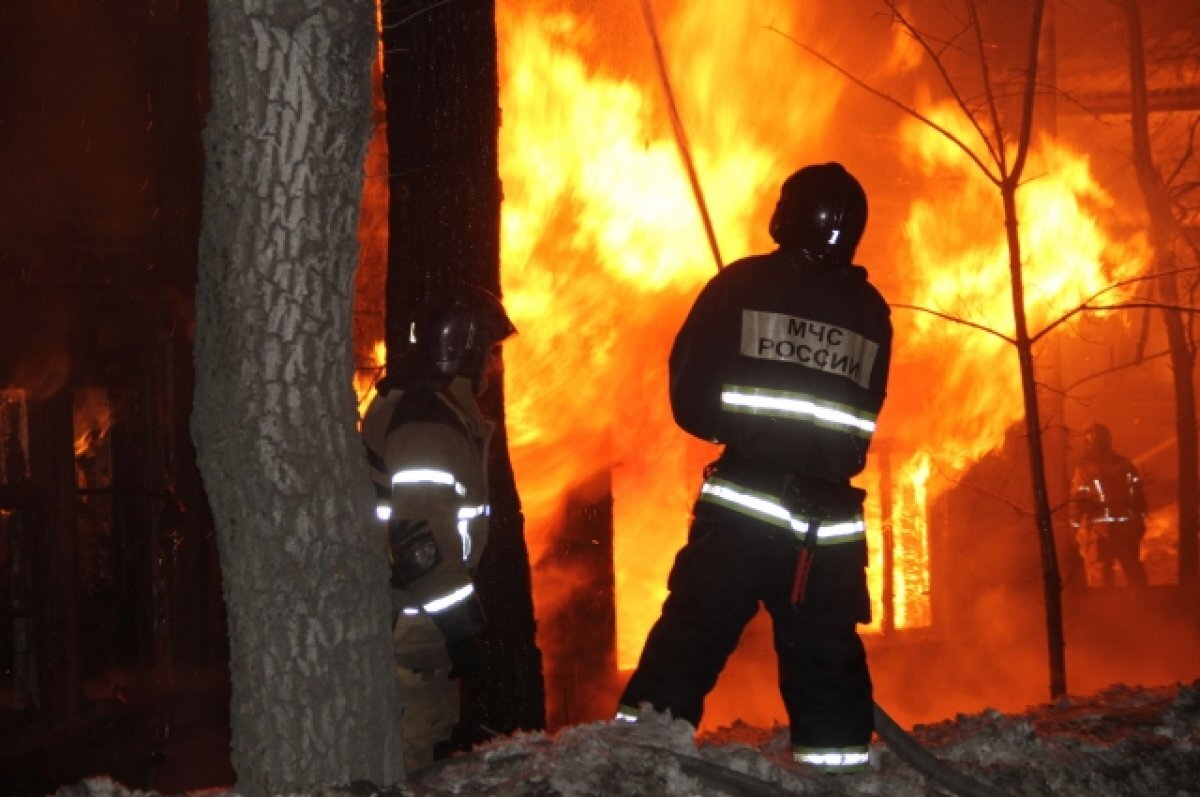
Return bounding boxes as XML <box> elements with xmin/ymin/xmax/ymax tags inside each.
<box><xmin>404</xmin><ymin>708</ymin><xmax>1016</xmax><ymax>797</ymax></box>
<box><xmin>873</xmin><ymin>702</ymin><xmax>1015</xmax><ymax>797</ymax></box>
<box><xmin>631</xmin><ymin>710</ymin><xmax>1019</xmax><ymax>796</ymax></box>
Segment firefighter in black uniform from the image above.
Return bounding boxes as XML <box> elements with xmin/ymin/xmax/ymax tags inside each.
<box><xmin>615</xmin><ymin>163</ymin><xmax>892</xmax><ymax>774</ymax></box>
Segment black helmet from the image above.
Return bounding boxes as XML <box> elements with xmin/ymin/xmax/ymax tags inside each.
<box><xmin>769</xmin><ymin>162</ymin><xmax>868</xmax><ymax>264</ymax></box>
<box><xmin>1083</xmin><ymin>423</ymin><xmax>1112</xmax><ymax>456</ymax></box>
<box><xmin>407</xmin><ymin>286</ymin><xmax>516</xmax><ymax>385</ymax></box>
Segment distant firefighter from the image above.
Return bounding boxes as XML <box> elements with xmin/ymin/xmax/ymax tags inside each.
<box><xmin>1069</xmin><ymin>423</ymin><xmax>1148</xmax><ymax>587</ymax></box>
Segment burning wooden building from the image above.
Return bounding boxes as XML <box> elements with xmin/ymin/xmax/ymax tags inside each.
<box><xmin>2</xmin><ymin>0</ymin><xmax>1199</xmax><ymax>793</ymax></box>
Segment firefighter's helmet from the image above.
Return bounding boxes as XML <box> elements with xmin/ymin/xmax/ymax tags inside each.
<box><xmin>1084</xmin><ymin>423</ymin><xmax>1112</xmax><ymax>457</ymax></box>
<box><xmin>769</xmin><ymin>162</ymin><xmax>868</xmax><ymax>264</ymax></box>
<box><xmin>407</xmin><ymin>286</ymin><xmax>516</xmax><ymax>385</ymax></box>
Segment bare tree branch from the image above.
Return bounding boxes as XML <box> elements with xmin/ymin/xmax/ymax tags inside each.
<box><xmin>1057</xmin><ymin>348</ymin><xmax>1170</xmax><ymax>395</ymax></box>
<box><xmin>885</xmin><ymin>0</ymin><xmax>1004</xmax><ymax>176</ymax></box>
<box><xmin>1164</xmin><ymin>116</ymin><xmax>1198</xmax><ymax>189</ymax></box>
<box><xmin>894</xmin><ymin>266</ymin><xmax>1200</xmax><ymax>348</ymax></box>
<box><xmin>380</xmin><ymin>0</ymin><xmax>451</xmax><ymax>31</ymax></box>
<box><xmin>965</xmin><ymin>0</ymin><xmax>1008</xmax><ymax>176</ymax></box>
<box><xmin>765</xmin><ymin>23</ymin><xmax>1000</xmax><ymax>183</ymax></box>
<box><xmin>927</xmin><ymin>446</ymin><xmax>1074</xmax><ymax>522</ymax></box>
<box><xmin>928</xmin><ymin>454</ymin><xmax>1035</xmax><ymax>520</ymax></box>
<box><xmin>891</xmin><ymin>303</ymin><xmax>1016</xmax><ymax>344</ymax></box>
<box><xmin>1030</xmin><ymin>265</ymin><xmax>1200</xmax><ymax>343</ymax></box>
<box><xmin>1006</xmin><ymin>0</ymin><xmax>1046</xmax><ymax>185</ymax></box>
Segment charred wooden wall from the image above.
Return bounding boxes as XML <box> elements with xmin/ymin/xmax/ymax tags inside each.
<box><xmin>0</xmin><ymin>4</ymin><xmax>220</xmax><ymax>792</ymax></box>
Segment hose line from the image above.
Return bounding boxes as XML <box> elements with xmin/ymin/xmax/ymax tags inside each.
<box><xmin>874</xmin><ymin>702</ymin><xmax>1017</xmax><ymax>797</ymax></box>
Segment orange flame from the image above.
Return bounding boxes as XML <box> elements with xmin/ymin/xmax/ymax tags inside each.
<box><xmin>354</xmin><ymin>339</ymin><xmax>388</xmax><ymax>422</ymax></box>
<box><xmin>73</xmin><ymin>387</ymin><xmax>112</xmax><ymax>460</ymax></box>
<box><xmin>497</xmin><ymin>2</ymin><xmax>856</xmax><ymax>671</ymax></box>
<box><xmin>354</xmin><ymin>0</ymin><xmax>389</xmax><ymax>424</ymax></box>
<box><xmin>898</xmin><ymin>103</ymin><xmax>1148</xmax><ymax>478</ymax></box>
<box><xmin>355</xmin><ymin>0</ymin><xmax>1154</xmax><ymax>729</ymax></box>
<box><xmin>496</xmin><ymin>0</ymin><xmax>1151</xmax><ymax>673</ymax></box>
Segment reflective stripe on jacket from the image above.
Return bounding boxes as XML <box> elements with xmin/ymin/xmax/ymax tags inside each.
<box><xmin>668</xmin><ymin>250</ymin><xmax>891</xmax><ymax>481</ymax></box>
<box><xmin>378</xmin><ymin>467</ymin><xmax>489</xmax><ymax>563</ymax></box>
<box><xmin>721</xmin><ymin>384</ymin><xmax>877</xmax><ymax>439</ymax></box>
<box><xmin>361</xmin><ymin>377</ymin><xmax>493</xmax><ymax>639</ymax></box>
<box><xmin>1068</xmin><ymin>453</ymin><xmax>1146</xmax><ymax>528</ymax></box>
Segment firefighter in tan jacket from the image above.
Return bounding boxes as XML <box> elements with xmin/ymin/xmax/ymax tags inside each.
<box><xmin>361</xmin><ymin>286</ymin><xmax>515</xmax><ymax>770</ymax></box>
<box><xmin>1069</xmin><ymin>423</ymin><xmax>1148</xmax><ymax>587</ymax></box>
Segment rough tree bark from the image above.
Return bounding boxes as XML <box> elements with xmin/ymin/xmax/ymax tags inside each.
<box><xmin>380</xmin><ymin>0</ymin><xmax>546</xmax><ymax>736</ymax></box>
<box><xmin>1122</xmin><ymin>0</ymin><xmax>1199</xmax><ymax>587</ymax></box>
<box><xmin>193</xmin><ymin>2</ymin><xmax>404</xmax><ymax>794</ymax></box>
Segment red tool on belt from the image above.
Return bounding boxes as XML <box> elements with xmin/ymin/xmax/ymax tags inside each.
<box><xmin>790</xmin><ymin>520</ymin><xmax>820</xmax><ymax>605</ymax></box>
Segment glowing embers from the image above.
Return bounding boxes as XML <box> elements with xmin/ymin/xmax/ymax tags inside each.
<box><xmin>73</xmin><ymin>387</ymin><xmax>113</xmax><ymax>491</ymax></box>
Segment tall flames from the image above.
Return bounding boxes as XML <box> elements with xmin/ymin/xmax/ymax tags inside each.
<box><xmin>899</xmin><ymin>103</ymin><xmax>1147</xmax><ymax>470</ymax></box>
<box><xmin>496</xmin><ymin>1</ymin><xmax>859</xmax><ymax>669</ymax></box>
<box><xmin>359</xmin><ymin>1</ymin><xmax>1151</xmax><ymax>729</ymax></box>
<box><xmin>493</xmin><ymin>1</ymin><xmax>1147</xmax><ymax>689</ymax></box>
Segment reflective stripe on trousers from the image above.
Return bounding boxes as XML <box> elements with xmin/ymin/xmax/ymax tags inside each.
<box><xmin>794</xmin><ymin>745</ymin><xmax>870</xmax><ymax>772</ymax></box>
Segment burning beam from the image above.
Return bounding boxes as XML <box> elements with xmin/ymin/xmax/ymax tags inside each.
<box><xmin>638</xmin><ymin>0</ymin><xmax>723</xmax><ymax>272</ymax></box>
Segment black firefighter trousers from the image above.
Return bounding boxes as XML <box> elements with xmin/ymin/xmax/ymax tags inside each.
<box><xmin>619</xmin><ymin>500</ymin><xmax>874</xmax><ymax>749</ymax></box>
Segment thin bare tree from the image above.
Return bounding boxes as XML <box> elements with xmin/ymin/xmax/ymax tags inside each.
<box><xmin>1121</xmin><ymin>0</ymin><xmax>1199</xmax><ymax>587</ymax></box>
<box><xmin>778</xmin><ymin>0</ymin><xmax>1071</xmax><ymax>695</ymax></box>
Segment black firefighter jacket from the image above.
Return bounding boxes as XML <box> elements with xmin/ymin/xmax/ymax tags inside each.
<box><xmin>669</xmin><ymin>248</ymin><xmax>892</xmax><ymax>483</ymax></box>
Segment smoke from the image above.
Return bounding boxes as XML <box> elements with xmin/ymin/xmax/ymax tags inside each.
<box><xmin>5</xmin><ymin>342</ymin><xmax>71</xmax><ymax>401</ymax></box>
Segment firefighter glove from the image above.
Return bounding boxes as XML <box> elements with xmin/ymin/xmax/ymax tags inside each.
<box><xmin>389</xmin><ymin>519</ymin><xmax>441</xmax><ymax>587</ymax></box>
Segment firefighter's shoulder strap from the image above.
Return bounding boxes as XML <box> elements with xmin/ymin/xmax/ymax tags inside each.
<box><xmin>385</xmin><ymin>386</ymin><xmax>461</xmax><ymax>436</ymax></box>
<box><xmin>381</xmin><ymin>385</ymin><xmax>488</xmax><ymax>462</ymax></box>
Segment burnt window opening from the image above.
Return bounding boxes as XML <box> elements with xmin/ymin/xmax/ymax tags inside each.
<box><xmin>0</xmin><ymin>289</ymin><xmax>222</xmax><ymax>729</ymax></box>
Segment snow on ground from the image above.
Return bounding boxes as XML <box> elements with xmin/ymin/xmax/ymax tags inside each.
<box><xmin>53</xmin><ymin>680</ymin><xmax>1200</xmax><ymax>797</ymax></box>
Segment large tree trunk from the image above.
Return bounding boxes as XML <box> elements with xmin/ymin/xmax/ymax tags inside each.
<box><xmin>380</xmin><ymin>0</ymin><xmax>506</xmax><ymax>336</ymax></box>
<box><xmin>1122</xmin><ymin>0</ymin><xmax>1199</xmax><ymax>587</ymax></box>
<box><xmin>193</xmin><ymin>3</ymin><xmax>404</xmax><ymax>794</ymax></box>
<box><xmin>380</xmin><ymin>0</ymin><xmax>546</xmax><ymax>736</ymax></box>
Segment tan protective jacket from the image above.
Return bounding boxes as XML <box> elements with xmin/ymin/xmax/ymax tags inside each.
<box><xmin>1069</xmin><ymin>452</ymin><xmax>1147</xmax><ymax>531</ymax></box>
<box><xmin>361</xmin><ymin>376</ymin><xmax>493</xmax><ymax>643</ymax></box>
